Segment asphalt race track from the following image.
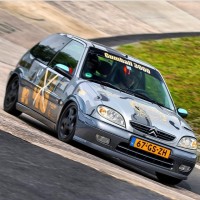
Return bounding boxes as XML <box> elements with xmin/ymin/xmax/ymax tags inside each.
<box><xmin>0</xmin><ymin>130</ymin><xmax>170</xmax><ymax>200</ymax></box>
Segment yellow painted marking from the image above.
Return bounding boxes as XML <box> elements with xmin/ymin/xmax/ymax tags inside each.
<box><xmin>130</xmin><ymin>101</ymin><xmax>136</xmax><ymax>108</ymax></box>
<box><xmin>78</xmin><ymin>89</ymin><xmax>86</xmax><ymax>95</ymax></box>
<box><xmin>47</xmin><ymin>102</ymin><xmax>57</xmax><ymax>120</ymax></box>
<box><xmin>33</xmin><ymin>69</ymin><xmax>58</xmax><ymax>113</ymax></box>
<box><xmin>21</xmin><ymin>87</ymin><xmax>30</xmax><ymax>105</ymax></box>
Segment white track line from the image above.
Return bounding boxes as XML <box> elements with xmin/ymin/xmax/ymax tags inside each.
<box><xmin>195</xmin><ymin>164</ymin><xmax>200</xmax><ymax>170</ymax></box>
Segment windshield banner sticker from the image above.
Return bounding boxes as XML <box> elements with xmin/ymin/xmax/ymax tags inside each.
<box><xmin>104</xmin><ymin>52</ymin><xmax>151</xmax><ymax>74</ymax></box>
<box><xmin>104</xmin><ymin>52</ymin><xmax>133</xmax><ymax>66</ymax></box>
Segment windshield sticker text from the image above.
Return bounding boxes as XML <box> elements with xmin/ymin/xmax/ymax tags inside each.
<box><xmin>104</xmin><ymin>53</ymin><xmax>133</xmax><ymax>66</ymax></box>
<box><xmin>104</xmin><ymin>53</ymin><xmax>151</xmax><ymax>74</ymax></box>
<box><xmin>133</xmin><ymin>63</ymin><xmax>150</xmax><ymax>74</ymax></box>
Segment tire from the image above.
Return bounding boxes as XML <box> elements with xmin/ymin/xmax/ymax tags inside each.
<box><xmin>3</xmin><ymin>76</ymin><xmax>22</xmax><ymax>116</ymax></box>
<box><xmin>156</xmin><ymin>172</ymin><xmax>182</xmax><ymax>185</ymax></box>
<box><xmin>57</xmin><ymin>102</ymin><xmax>78</xmax><ymax>143</ymax></box>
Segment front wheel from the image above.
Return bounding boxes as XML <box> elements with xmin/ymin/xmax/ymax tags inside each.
<box><xmin>57</xmin><ymin>102</ymin><xmax>78</xmax><ymax>143</ymax></box>
<box><xmin>156</xmin><ymin>172</ymin><xmax>182</xmax><ymax>185</ymax></box>
<box><xmin>4</xmin><ymin>76</ymin><xmax>22</xmax><ymax>116</ymax></box>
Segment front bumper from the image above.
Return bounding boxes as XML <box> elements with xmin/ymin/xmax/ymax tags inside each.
<box><xmin>75</xmin><ymin>112</ymin><xmax>197</xmax><ymax>180</ymax></box>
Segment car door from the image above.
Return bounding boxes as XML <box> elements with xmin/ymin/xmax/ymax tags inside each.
<box><xmin>26</xmin><ymin>61</ymin><xmax>64</xmax><ymax>121</ymax></box>
<box><xmin>19</xmin><ymin>35</ymin><xmax>86</xmax><ymax>123</ymax></box>
<box><xmin>19</xmin><ymin>34</ymin><xmax>71</xmax><ymax>118</ymax></box>
<box><xmin>44</xmin><ymin>39</ymin><xmax>86</xmax><ymax>122</ymax></box>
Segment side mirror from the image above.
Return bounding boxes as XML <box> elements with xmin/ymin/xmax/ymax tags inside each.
<box><xmin>177</xmin><ymin>108</ymin><xmax>188</xmax><ymax>118</ymax></box>
<box><xmin>54</xmin><ymin>64</ymin><xmax>72</xmax><ymax>79</ymax></box>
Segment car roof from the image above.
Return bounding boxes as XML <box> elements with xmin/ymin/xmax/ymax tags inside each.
<box><xmin>59</xmin><ymin>33</ymin><xmax>157</xmax><ymax>71</ymax></box>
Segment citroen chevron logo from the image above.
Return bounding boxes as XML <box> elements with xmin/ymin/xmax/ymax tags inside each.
<box><xmin>149</xmin><ymin>128</ymin><xmax>158</xmax><ymax>137</ymax></box>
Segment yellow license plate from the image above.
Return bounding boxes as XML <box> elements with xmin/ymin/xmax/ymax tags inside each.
<box><xmin>130</xmin><ymin>137</ymin><xmax>171</xmax><ymax>159</ymax></box>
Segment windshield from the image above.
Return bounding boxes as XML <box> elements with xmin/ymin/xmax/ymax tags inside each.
<box><xmin>81</xmin><ymin>48</ymin><xmax>175</xmax><ymax>110</ymax></box>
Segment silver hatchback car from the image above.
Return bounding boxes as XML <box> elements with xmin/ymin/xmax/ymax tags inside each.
<box><xmin>4</xmin><ymin>33</ymin><xmax>197</xmax><ymax>185</ymax></box>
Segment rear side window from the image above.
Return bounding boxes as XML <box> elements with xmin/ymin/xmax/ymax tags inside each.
<box><xmin>49</xmin><ymin>40</ymin><xmax>85</xmax><ymax>77</ymax></box>
<box><xmin>30</xmin><ymin>34</ymin><xmax>71</xmax><ymax>65</ymax></box>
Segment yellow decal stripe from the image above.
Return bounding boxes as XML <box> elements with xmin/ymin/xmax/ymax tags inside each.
<box><xmin>33</xmin><ymin>69</ymin><xmax>58</xmax><ymax>113</ymax></box>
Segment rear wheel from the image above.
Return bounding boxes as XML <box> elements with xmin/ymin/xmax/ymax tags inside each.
<box><xmin>4</xmin><ymin>76</ymin><xmax>22</xmax><ymax>116</ymax></box>
<box><xmin>57</xmin><ymin>102</ymin><xmax>78</xmax><ymax>143</ymax></box>
<box><xmin>156</xmin><ymin>172</ymin><xmax>182</xmax><ymax>185</ymax></box>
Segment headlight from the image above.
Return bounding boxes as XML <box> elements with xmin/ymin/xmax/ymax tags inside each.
<box><xmin>97</xmin><ymin>106</ymin><xmax>125</xmax><ymax>127</ymax></box>
<box><xmin>178</xmin><ymin>137</ymin><xmax>197</xmax><ymax>150</ymax></box>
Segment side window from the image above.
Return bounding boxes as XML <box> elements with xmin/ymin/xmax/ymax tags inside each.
<box><xmin>49</xmin><ymin>40</ymin><xmax>85</xmax><ymax>77</ymax></box>
<box><xmin>30</xmin><ymin>34</ymin><xmax>71</xmax><ymax>65</ymax></box>
<box><xmin>18</xmin><ymin>52</ymin><xmax>33</xmax><ymax>69</ymax></box>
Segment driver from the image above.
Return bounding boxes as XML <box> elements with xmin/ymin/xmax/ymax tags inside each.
<box><xmin>118</xmin><ymin>65</ymin><xmax>140</xmax><ymax>90</ymax></box>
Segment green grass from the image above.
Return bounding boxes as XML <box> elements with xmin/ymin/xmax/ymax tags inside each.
<box><xmin>117</xmin><ymin>37</ymin><xmax>200</xmax><ymax>139</ymax></box>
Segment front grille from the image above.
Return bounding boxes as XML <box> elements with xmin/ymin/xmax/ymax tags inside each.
<box><xmin>130</xmin><ymin>121</ymin><xmax>176</xmax><ymax>141</ymax></box>
<box><xmin>116</xmin><ymin>142</ymin><xmax>174</xmax><ymax>169</ymax></box>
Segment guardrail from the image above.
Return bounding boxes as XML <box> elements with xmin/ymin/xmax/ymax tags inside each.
<box><xmin>91</xmin><ymin>32</ymin><xmax>200</xmax><ymax>47</ymax></box>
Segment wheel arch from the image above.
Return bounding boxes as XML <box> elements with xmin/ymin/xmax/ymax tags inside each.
<box><xmin>56</xmin><ymin>97</ymin><xmax>80</xmax><ymax>131</ymax></box>
<box><xmin>6</xmin><ymin>68</ymin><xmax>23</xmax><ymax>90</ymax></box>
<box><xmin>3</xmin><ymin>72</ymin><xmax>22</xmax><ymax>116</ymax></box>
<box><xmin>6</xmin><ymin>73</ymin><xmax>19</xmax><ymax>89</ymax></box>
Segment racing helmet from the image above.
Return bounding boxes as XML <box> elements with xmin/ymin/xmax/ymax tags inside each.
<box><xmin>120</xmin><ymin>65</ymin><xmax>139</xmax><ymax>88</ymax></box>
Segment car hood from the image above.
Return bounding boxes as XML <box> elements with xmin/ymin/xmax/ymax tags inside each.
<box><xmin>84</xmin><ymin>82</ymin><xmax>194</xmax><ymax>137</ymax></box>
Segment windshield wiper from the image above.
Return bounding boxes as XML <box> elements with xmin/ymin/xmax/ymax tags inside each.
<box><xmin>88</xmin><ymin>79</ymin><xmax>122</xmax><ymax>91</ymax></box>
